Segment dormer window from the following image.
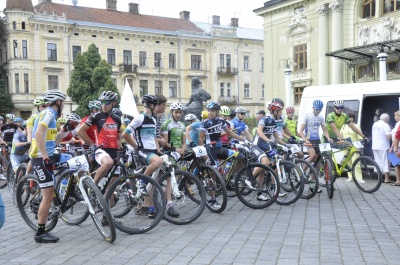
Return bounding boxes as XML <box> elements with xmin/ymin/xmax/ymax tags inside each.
<box><xmin>383</xmin><ymin>0</ymin><xmax>400</xmax><ymax>13</ymax></box>
<box><xmin>362</xmin><ymin>0</ymin><xmax>376</xmax><ymax>18</ymax></box>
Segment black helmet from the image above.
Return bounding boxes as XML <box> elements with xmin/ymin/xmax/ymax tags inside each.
<box><xmin>111</xmin><ymin>108</ymin><xmax>122</xmax><ymax>117</ymax></box>
<box><xmin>271</xmin><ymin>98</ymin><xmax>284</xmax><ymax>107</ymax></box>
<box><xmin>142</xmin><ymin>95</ymin><xmax>159</xmax><ymax>106</ymax></box>
<box><xmin>229</xmin><ymin>108</ymin><xmax>236</xmax><ymax>119</ymax></box>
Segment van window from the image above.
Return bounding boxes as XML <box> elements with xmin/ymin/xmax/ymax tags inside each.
<box><xmin>325</xmin><ymin>100</ymin><xmax>360</xmax><ymax>123</ymax></box>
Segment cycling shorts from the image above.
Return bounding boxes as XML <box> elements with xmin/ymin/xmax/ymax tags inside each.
<box><xmin>249</xmin><ymin>144</ymin><xmax>270</xmax><ymax>163</ymax></box>
<box><xmin>94</xmin><ymin>148</ymin><xmax>119</xmax><ymax>174</ymax></box>
<box><xmin>138</xmin><ymin>149</ymin><xmax>157</xmax><ymax>166</ymax></box>
<box><xmin>206</xmin><ymin>147</ymin><xmax>242</xmax><ymax>167</ymax></box>
<box><xmin>31</xmin><ymin>156</ymin><xmax>58</xmax><ymax>189</ymax></box>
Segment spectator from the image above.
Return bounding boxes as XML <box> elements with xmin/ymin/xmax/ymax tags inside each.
<box><xmin>372</xmin><ymin>113</ymin><xmax>393</xmax><ymax>183</ymax></box>
<box><xmin>390</xmin><ymin>110</ymin><xmax>400</xmax><ymax>186</ymax></box>
<box><xmin>252</xmin><ymin>110</ymin><xmax>265</xmax><ymax>137</ymax></box>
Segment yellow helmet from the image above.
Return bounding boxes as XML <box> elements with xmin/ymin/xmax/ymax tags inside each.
<box><xmin>57</xmin><ymin>117</ymin><xmax>66</xmax><ymax>124</ymax></box>
<box><xmin>201</xmin><ymin>110</ymin><xmax>208</xmax><ymax>119</ymax></box>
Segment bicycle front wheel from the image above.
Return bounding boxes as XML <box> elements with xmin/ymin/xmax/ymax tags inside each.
<box><xmin>295</xmin><ymin>159</ymin><xmax>319</xmax><ymax>200</ymax></box>
<box><xmin>6</xmin><ymin>161</ymin><xmax>16</xmax><ymax>195</ymax></box>
<box><xmin>198</xmin><ymin>164</ymin><xmax>227</xmax><ymax>213</ymax></box>
<box><xmin>324</xmin><ymin>159</ymin><xmax>335</xmax><ymax>199</ymax></box>
<box><xmin>81</xmin><ymin>177</ymin><xmax>116</xmax><ymax>243</ymax></box>
<box><xmin>352</xmin><ymin>156</ymin><xmax>382</xmax><ymax>193</ymax></box>
<box><xmin>0</xmin><ymin>155</ymin><xmax>8</xmax><ymax>189</ymax></box>
<box><xmin>275</xmin><ymin>161</ymin><xmax>305</xmax><ymax>206</ymax></box>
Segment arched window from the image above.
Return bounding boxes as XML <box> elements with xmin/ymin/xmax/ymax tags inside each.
<box><xmin>383</xmin><ymin>0</ymin><xmax>400</xmax><ymax>13</ymax></box>
<box><xmin>362</xmin><ymin>0</ymin><xmax>376</xmax><ymax>18</ymax></box>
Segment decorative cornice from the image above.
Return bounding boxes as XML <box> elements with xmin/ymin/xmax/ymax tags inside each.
<box><xmin>316</xmin><ymin>5</ymin><xmax>329</xmax><ymax>15</ymax></box>
<box><xmin>329</xmin><ymin>1</ymin><xmax>343</xmax><ymax>11</ymax></box>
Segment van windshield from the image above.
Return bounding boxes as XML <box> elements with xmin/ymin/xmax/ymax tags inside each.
<box><xmin>326</xmin><ymin>100</ymin><xmax>360</xmax><ymax>123</ymax></box>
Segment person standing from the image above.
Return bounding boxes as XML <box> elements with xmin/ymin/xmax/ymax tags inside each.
<box><xmin>390</xmin><ymin>111</ymin><xmax>400</xmax><ymax>186</ymax></box>
<box><xmin>372</xmin><ymin>113</ymin><xmax>393</xmax><ymax>183</ymax></box>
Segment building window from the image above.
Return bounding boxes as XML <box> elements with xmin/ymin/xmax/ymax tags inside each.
<box><xmin>169</xmin><ymin>81</ymin><xmax>177</xmax><ymax>97</ymax></box>
<box><xmin>13</xmin><ymin>21</ymin><xmax>16</xmax><ymax>29</ymax></box>
<box><xmin>15</xmin><ymin>73</ymin><xmax>20</xmax><ymax>93</ymax></box>
<box><xmin>154</xmin><ymin>52</ymin><xmax>162</xmax><ymax>68</ymax></box>
<box><xmin>261</xmin><ymin>57</ymin><xmax>264</xmax><ymax>72</ymax></box>
<box><xmin>294</xmin><ymin>87</ymin><xmax>305</xmax><ymax>105</ymax></box>
<box><xmin>107</xmin><ymin>49</ymin><xmax>116</xmax><ymax>65</ymax></box>
<box><xmin>227</xmin><ymin>82</ymin><xmax>231</xmax><ymax>97</ymax></box>
<box><xmin>262</xmin><ymin>84</ymin><xmax>265</xmax><ymax>98</ymax></box>
<box><xmin>22</xmin><ymin>22</ymin><xmax>26</xmax><ymax>30</ymax></box>
<box><xmin>387</xmin><ymin>61</ymin><xmax>400</xmax><ymax>74</ymax></box>
<box><xmin>13</xmin><ymin>40</ymin><xmax>18</xmax><ymax>58</ymax></box>
<box><xmin>125</xmin><ymin>78</ymin><xmax>133</xmax><ymax>89</ymax></box>
<box><xmin>384</xmin><ymin>0</ymin><xmax>399</xmax><ymax>13</ymax></box>
<box><xmin>48</xmin><ymin>75</ymin><xmax>59</xmax><ymax>90</ymax></box>
<box><xmin>191</xmin><ymin>55</ymin><xmax>202</xmax><ymax>70</ymax></box>
<box><xmin>72</xmin><ymin>45</ymin><xmax>81</xmax><ymax>62</ymax></box>
<box><xmin>24</xmin><ymin>74</ymin><xmax>29</xmax><ymax>93</ymax></box>
<box><xmin>139</xmin><ymin>80</ymin><xmax>148</xmax><ymax>97</ymax></box>
<box><xmin>362</xmin><ymin>0</ymin><xmax>375</xmax><ymax>18</ymax></box>
<box><xmin>47</xmin><ymin>43</ymin><xmax>57</xmax><ymax>61</ymax></box>
<box><xmin>220</xmin><ymin>82</ymin><xmax>225</xmax><ymax>97</ymax></box>
<box><xmin>220</xmin><ymin>54</ymin><xmax>224</xmax><ymax>67</ymax></box>
<box><xmin>294</xmin><ymin>44</ymin><xmax>307</xmax><ymax>71</ymax></box>
<box><xmin>358</xmin><ymin>65</ymin><xmax>374</xmax><ymax>78</ymax></box>
<box><xmin>22</xmin><ymin>40</ymin><xmax>27</xmax><ymax>59</ymax></box>
<box><xmin>155</xmin><ymin>80</ymin><xmax>163</xmax><ymax>95</ymax></box>
<box><xmin>244</xmin><ymin>84</ymin><xmax>250</xmax><ymax>98</ymax></box>
<box><xmin>226</xmin><ymin>54</ymin><xmax>231</xmax><ymax>68</ymax></box>
<box><xmin>243</xmin><ymin>55</ymin><xmax>249</xmax><ymax>70</ymax></box>
<box><xmin>112</xmin><ymin>78</ymin><xmax>117</xmax><ymax>86</ymax></box>
<box><xmin>123</xmin><ymin>50</ymin><xmax>132</xmax><ymax>65</ymax></box>
<box><xmin>139</xmin><ymin>51</ymin><xmax>147</xmax><ymax>67</ymax></box>
<box><xmin>169</xmin><ymin>53</ymin><xmax>176</xmax><ymax>69</ymax></box>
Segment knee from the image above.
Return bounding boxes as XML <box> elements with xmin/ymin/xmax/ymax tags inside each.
<box><xmin>101</xmin><ymin>157</ymin><xmax>114</xmax><ymax>169</ymax></box>
<box><xmin>152</xmin><ymin>156</ymin><xmax>163</xmax><ymax>168</ymax></box>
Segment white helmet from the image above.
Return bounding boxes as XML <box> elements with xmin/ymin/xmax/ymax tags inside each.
<box><xmin>66</xmin><ymin>113</ymin><xmax>81</xmax><ymax>123</ymax></box>
<box><xmin>43</xmin><ymin>90</ymin><xmax>66</xmax><ymax>103</ymax></box>
<box><xmin>333</xmin><ymin>100</ymin><xmax>345</xmax><ymax>108</ymax></box>
<box><xmin>6</xmin><ymin>113</ymin><xmax>15</xmax><ymax>119</ymax></box>
<box><xmin>236</xmin><ymin>107</ymin><xmax>246</xmax><ymax>113</ymax></box>
<box><xmin>170</xmin><ymin>102</ymin><xmax>184</xmax><ymax>110</ymax></box>
<box><xmin>98</xmin><ymin>91</ymin><xmax>118</xmax><ymax>101</ymax></box>
<box><xmin>88</xmin><ymin>100</ymin><xmax>102</xmax><ymax>109</ymax></box>
<box><xmin>184</xmin><ymin>113</ymin><xmax>197</xmax><ymax>121</ymax></box>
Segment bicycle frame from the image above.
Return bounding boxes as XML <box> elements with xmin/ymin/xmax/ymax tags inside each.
<box><xmin>328</xmin><ymin>145</ymin><xmax>359</xmax><ymax>177</ymax></box>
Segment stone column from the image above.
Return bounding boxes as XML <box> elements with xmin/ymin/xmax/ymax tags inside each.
<box><xmin>377</xmin><ymin>52</ymin><xmax>388</xmax><ymax>81</ymax></box>
<box><xmin>329</xmin><ymin>1</ymin><xmax>343</xmax><ymax>84</ymax></box>
<box><xmin>316</xmin><ymin>5</ymin><xmax>329</xmax><ymax>85</ymax></box>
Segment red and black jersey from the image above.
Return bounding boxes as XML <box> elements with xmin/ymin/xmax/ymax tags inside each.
<box><xmin>85</xmin><ymin>112</ymin><xmax>121</xmax><ymax>149</ymax></box>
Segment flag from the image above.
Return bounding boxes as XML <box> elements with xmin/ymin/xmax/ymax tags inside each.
<box><xmin>120</xmin><ymin>79</ymin><xmax>139</xmax><ymax>118</ymax></box>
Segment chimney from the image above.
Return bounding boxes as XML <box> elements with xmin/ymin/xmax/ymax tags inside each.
<box><xmin>179</xmin><ymin>11</ymin><xmax>190</xmax><ymax>20</ymax></box>
<box><xmin>231</xmin><ymin>18</ymin><xmax>239</xmax><ymax>27</ymax></box>
<box><xmin>129</xmin><ymin>3</ymin><xmax>139</xmax><ymax>14</ymax></box>
<box><xmin>106</xmin><ymin>0</ymin><xmax>117</xmax><ymax>11</ymax></box>
<box><xmin>212</xmin><ymin>15</ymin><xmax>220</xmax><ymax>25</ymax></box>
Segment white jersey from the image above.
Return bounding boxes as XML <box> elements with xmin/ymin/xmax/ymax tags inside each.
<box><xmin>301</xmin><ymin>112</ymin><xmax>325</xmax><ymax>141</ymax></box>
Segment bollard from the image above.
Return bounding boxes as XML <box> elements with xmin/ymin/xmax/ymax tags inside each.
<box><xmin>0</xmin><ymin>192</ymin><xmax>5</xmax><ymax>229</ymax></box>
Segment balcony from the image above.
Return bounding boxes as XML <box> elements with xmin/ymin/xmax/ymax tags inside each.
<box><xmin>217</xmin><ymin>67</ymin><xmax>238</xmax><ymax>76</ymax></box>
<box><xmin>218</xmin><ymin>95</ymin><xmax>238</xmax><ymax>105</ymax></box>
<box><xmin>119</xmin><ymin>64</ymin><xmax>138</xmax><ymax>73</ymax></box>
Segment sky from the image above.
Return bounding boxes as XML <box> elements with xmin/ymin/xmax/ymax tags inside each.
<box><xmin>0</xmin><ymin>0</ymin><xmax>265</xmax><ymax>29</ymax></box>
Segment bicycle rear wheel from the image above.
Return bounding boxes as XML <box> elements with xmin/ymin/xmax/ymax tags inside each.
<box><xmin>6</xmin><ymin>161</ymin><xmax>16</xmax><ymax>195</ymax></box>
<box><xmin>234</xmin><ymin>163</ymin><xmax>279</xmax><ymax>209</ymax></box>
<box><xmin>324</xmin><ymin>159</ymin><xmax>335</xmax><ymax>199</ymax></box>
<box><xmin>0</xmin><ymin>155</ymin><xmax>8</xmax><ymax>188</ymax></box>
<box><xmin>15</xmin><ymin>174</ymin><xmax>58</xmax><ymax>232</ymax></box>
<box><xmin>352</xmin><ymin>156</ymin><xmax>382</xmax><ymax>193</ymax></box>
<box><xmin>275</xmin><ymin>161</ymin><xmax>305</xmax><ymax>206</ymax></box>
<box><xmin>81</xmin><ymin>177</ymin><xmax>116</xmax><ymax>243</ymax></box>
<box><xmin>295</xmin><ymin>159</ymin><xmax>319</xmax><ymax>200</ymax></box>
<box><xmin>104</xmin><ymin>173</ymin><xmax>165</xmax><ymax>234</ymax></box>
<box><xmin>198</xmin><ymin>164</ymin><xmax>227</xmax><ymax>213</ymax></box>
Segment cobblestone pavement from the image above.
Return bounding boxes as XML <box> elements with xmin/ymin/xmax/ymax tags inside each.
<box><xmin>0</xmin><ymin>177</ymin><xmax>399</xmax><ymax>265</ymax></box>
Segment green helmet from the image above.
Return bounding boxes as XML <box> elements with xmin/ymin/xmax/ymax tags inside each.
<box><xmin>33</xmin><ymin>97</ymin><xmax>47</xmax><ymax>107</ymax></box>
<box><xmin>219</xmin><ymin>106</ymin><xmax>230</xmax><ymax>116</ymax></box>
<box><xmin>57</xmin><ymin>117</ymin><xmax>66</xmax><ymax>124</ymax></box>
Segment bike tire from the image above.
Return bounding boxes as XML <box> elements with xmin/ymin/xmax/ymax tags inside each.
<box><xmin>6</xmin><ymin>160</ymin><xmax>15</xmax><ymax>195</ymax></box>
<box><xmin>275</xmin><ymin>161</ymin><xmax>305</xmax><ymax>206</ymax></box>
<box><xmin>158</xmin><ymin>170</ymin><xmax>206</xmax><ymax>225</ymax></box>
<box><xmin>352</xmin><ymin>156</ymin><xmax>383</xmax><ymax>193</ymax></box>
<box><xmin>234</xmin><ymin>163</ymin><xmax>279</xmax><ymax>209</ymax></box>
<box><xmin>104</xmin><ymin>172</ymin><xmax>166</xmax><ymax>234</ymax></box>
<box><xmin>295</xmin><ymin>159</ymin><xmax>319</xmax><ymax>200</ymax></box>
<box><xmin>324</xmin><ymin>159</ymin><xmax>335</xmax><ymax>199</ymax></box>
<box><xmin>198</xmin><ymin>164</ymin><xmax>227</xmax><ymax>213</ymax></box>
<box><xmin>81</xmin><ymin>177</ymin><xmax>116</xmax><ymax>243</ymax></box>
<box><xmin>56</xmin><ymin>170</ymin><xmax>90</xmax><ymax>226</ymax></box>
<box><xmin>0</xmin><ymin>155</ymin><xmax>8</xmax><ymax>188</ymax></box>
<box><xmin>15</xmin><ymin>174</ymin><xmax>58</xmax><ymax>232</ymax></box>
<box><xmin>315</xmin><ymin>158</ymin><xmax>326</xmax><ymax>187</ymax></box>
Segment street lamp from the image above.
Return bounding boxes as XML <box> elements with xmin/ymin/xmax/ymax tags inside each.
<box><xmin>278</xmin><ymin>58</ymin><xmax>297</xmax><ymax>107</ymax></box>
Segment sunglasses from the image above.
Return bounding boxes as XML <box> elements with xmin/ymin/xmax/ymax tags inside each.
<box><xmin>335</xmin><ymin>106</ymin><xmax>344</xmax><ymax>110</ymax></box>
<box><xmin>239</xmin><ymin>113</ymin><xmax>246</xmax><ymax>115</ymax></box>
<box><xmin>314</xmin><ymin>109</ymin><xmax>322</xmax><ymax>112</ymax></box>
<box><xmin>101</xmin><ymin>101</ymin><xmax>112</xmax><ymax>106</ymax></box>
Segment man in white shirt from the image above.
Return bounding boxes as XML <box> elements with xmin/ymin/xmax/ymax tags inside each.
<box><xmin>372</xmin><ymin>113</ymin><xmax>392</xmax><ymax>183</ymax></box>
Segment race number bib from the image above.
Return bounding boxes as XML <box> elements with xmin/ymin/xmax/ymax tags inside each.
<box><xmin>192</xmin><ymin>146</ymin><xmax>207</xmax><ymax>157</ymax></box>
<box><xmin>352</xmin><ymin>141</ymin><xmax>364</xmax><ymax>148</ymax></box>
<box><xmin>319</xmin><ymin>143</ymin><xmax>331</xmax><ymax>152</ymax></box>
<box><xmin>67</xmin><ymin>155</ymin><xmax>89</xmax><ymax>172</ymax></box>
<box><xmin>290</xmin><ymin>144</ymin><xmax>301</xmax><ymax>153</ymax></box>
<box><xmin>170</xmin><ymin>151</ymin><xmax>181</xmax><ymax>161</ymax></box>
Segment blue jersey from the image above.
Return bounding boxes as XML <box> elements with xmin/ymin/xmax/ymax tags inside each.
<box><xmin>186</xmin><ymin>121</ymin><xmax>201</xmax><ymax>146</ymax></box>
<box><xmin>231</xmin><ymin>118</ymin><xmax>249</xmax><ymax>136</ymax></box>
<box><xmin>200</xmin><ymin>118</ymin><xmax>227</xmax><ymax>147</ymax></box>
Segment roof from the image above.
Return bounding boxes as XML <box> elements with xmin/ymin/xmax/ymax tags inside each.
<box><xmin>194</xmin><ymin>22</ymin><xmax>263</xmax><ymax>40</ymax></box>
<box><xmin>33</xmin><ymin>2</ymin><xmax>204</xmax><ymax>33</ymax></box>
<box><xmin>263</xmin><ymin>0</ymin><xmax>287</xmax><ymax>8</ymax></box>
<box><xmin>6</xmin><ymin>0</ymin><xmax>34</xmax><ymax>12</ymax></box>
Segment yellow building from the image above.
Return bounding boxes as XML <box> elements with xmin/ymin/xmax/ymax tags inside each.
<box><xmin>1</xmin><ymin>0</ymin><xmax>265</xmax><ymax>118</ymax></box>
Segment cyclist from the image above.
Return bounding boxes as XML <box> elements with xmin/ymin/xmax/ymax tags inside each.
<box><xmin>0</xmin><ymin>113</ymin><xmax>19</xmax><ymax>157</ymax></box>
<box><xmin>155</xmin><ymin>95</ymin><xmax>168</xmax><ymax>149</ymax></box>
<box><xmin>14</xmin><ymin>117</ymin><xmax>24</xmax><ymax>130</ymax></box>
<box><xmin>56</xmin><ymin>117</ymin><xmax>66</xmax><ymax>132</ymax></box>
<box><xmin>30</xmin><ymin>89</ymin><xmax>66</xmax><ymax>243</ymax></box>
<box><xmin>326</xmin><ymin>100</ymin><xmax>367</xmax><ymax>142</ymax></box>
<box><xmin>122</xmin><ymin>95</ymin><xmax>162</xmax><ymax>218</ymax></box>
<box><xmin>10</xmin><ymin>121</ymin><xmax>30</xmax><ymax>172</ymax></box>
<box><xmin>80</xmin><ymin>100</ymin><xmax>102</xmax><ymax>145</ymax></box>
<box><xmin>229</xmin><ymin>108</ymin><xmax>236</xmax><ymax>120</ymax></box>
<box><xmin>57</xmin><ymin>113</ymin><xmax>81</xmax><ymax>145</ymax></box>
<box><xmin>231</xmin><ymin>107</ymin><xmax>253</xmax><ymax>142</ymax></box>
<box><xmin>284</xmin><ymin>107</ymin><xmax>300</xmax><ymax>141</ymax></box>
<box><xmin>27</xmin><ymin>97</ymin><xmax>48</xmax><ymax>142</ymax></box>
<box><xmin>219</xmin><ymin>106</ymin><xmax>235</xmax><ymax>148</ymax></box>
<box><xmin>185</xmin><ymin>113</ymin><xmax>201</xmax><ymax>147</ymax></box>
<box><xmin>161</xmin><ymin>103</ymin><xmax>187</xmax><ymax>156</ymax></box>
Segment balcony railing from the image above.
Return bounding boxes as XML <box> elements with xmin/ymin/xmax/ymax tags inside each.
<box><xmin>218</xmin><ymin>95</ymin><xmax>238</xmax><ymax>104</ymax></box>
<box><xmin>217</xmin><ymin>67</ymin><xmax>238</xmax><ymax>76</ymax></box>
<box><xmin>119</xmin><ymin>64</ymin><xmax>138</xmax><ymax>73</ymax></box>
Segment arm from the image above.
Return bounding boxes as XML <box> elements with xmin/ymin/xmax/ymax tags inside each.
<box><xmin>328</xmin><ymin>122</ymin><xmax>342</xmax><ymax>139</ymax></box>
<box><xmin>225</xmin><ymin>127</ymin><xmax>245</xmax><ymax>141</ymax></box>
<box><xmin>321</xmin><ymin>124</ymin><xmax>333</xmax><ymax>143</ymax></box>
<box><xmin>77</xmin><ymin>124</ymin><xmax>94</xmax><ymax>146</ymax></box>
<box><xmin>274</xmin><ymin>132</ymin><xmax>287</xmax><ymax>146</ymax></box>
<box><xmin>298</xmin><ymin>123</ymin><xmax>307</xmax><ymax>142</ymax></box>
<box><xmin>122</xmin><ymin>131</ymin><xmax>138</xmax><ymax>149</ymax></box>
<box><xmin>244</xmin><ymin>129</ymin><xmax>253</xmax><ymax>142</ymax></box>
<box><xmin>198</xmin><ymin>131</ymin><xmax>205</xmax><ymax>146</ymax></box>
<box><xmin>185</xmin><ymin>125</ymin><xmax>193</xmax><ymax>143</ymax></box>
<box><xmin>35</xmin><ymin>124</ymin><xmax>49</xmax><ymax>159</ymax></box>
<box><xmin>257</xmin><ymin>125</ymin><xmax>272</xmax><ymax>142</ymax></box>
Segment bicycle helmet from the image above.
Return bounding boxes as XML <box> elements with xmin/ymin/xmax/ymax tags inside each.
<box><xmin>98</xmin><ymin>91</ymin><xmax>118</xmax><ymax>101</ymax></box>
<box><xmin>111</xmin><ymin>108</ymin><xmax>123</xmax><ymax>117</ymax></box>
<box><xmin>268</xmin><ymin>102</ymin><xmax>283</xmax><ymax>111</ymax></box>
<box><xmin>33</xmin><ymin>97</ymin><xmax>47</xmax><ymax>107</ymax></box>
<box><xmin>142</xmin><ymin>95</ymin><xmax>159</xmax><ymax>106</ymax></box>
<box><xmin>88</xmin><ymin>100</ymin><xmax>102</xmax><ymax>109</ymax></box>
<box><xmin>219</xmin><ymin>106</ymin><xmax>230</xmax><ymax>116</ymax></box>
<box><xmin>206</xmin><ymin>101</ymin><xmax>221</xmax><ymax>110</ymax></box>
<box><xmin>271</xmin><ymin>98</ymin><xmax>285</xmax><ymax>107</ymax></box>
<box><xmin>14</xmin><ymin>117</ymin><xmax>23</xmax><ymax>123</ymax></box>
<box><xmin>229</xmin><ymin>109</ymin><xmax>236</xmax><ymax>119</ymax></box>
<box><xmin>170</xmin><ymin>102</ymin><xmax>184</xmax><ymax>111</ymax></box>
<box><xmin>236</xmin><ymin>106</ymin><xmax>246</xmax><ymax>113</ymax></box>
<box><xmin>6</xmin><ymin>113</ymin><xmax>15</xmax><ymax>119</ymax></box>
<box><xmin>124</xmin><ymin>118</ymin><xmax>131</xmax><ymax>125</ymax></box>
<box><xmin>333</xmin><ymin>100</ymin><xmax>345</xmax><ymax>108</ymax></box>
<box><xmin>185</xmin><ymin>113</ymin><xmax>197</xmax><ymax>121</ymax></box>
<box><xmin>286</xmin><ymin>106</ymin><xmax>295</xmax><ymax>113</ymax></box>
<box><xmin>201</xmin><ymin>111</ymin><xmax>208</xmax><ymax>119</ymax></box>
<box><xmin>0</xmin><ymin>116</ymin><xmax>4</xmax><ymax>120</ymax></box>
<box><xmin>66</xmin><ymin>113</ymin><xmax>81</xmax><ymax>123</ymax></box>
<box><xmin>43</xmin><ymin>90</ymin><xmax>66</xmax><ymax>103</ymax></box>
<box><xmin>22</xmin><ymin>120</ymin><xmax>27</xmax><ymax>128</ymax></box>
<box><xmin>313</xmin><ymin>100</ymin><xmax>324</xmax><ymax>110</ymax></box>
<box><xmin>57</xmin><ymin>117</ymin><xmax>66</xmax><ymax>124</ymax></box>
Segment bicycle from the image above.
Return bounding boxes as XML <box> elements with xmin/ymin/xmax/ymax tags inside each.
<box><xmin>0</xmin><ymin>143</ymin><xmax>11</xmax><ymax>189</ymax></box>
<box><xmin>15</xmin><ymin>151</ymin><xmax>117</xmax><ymax>243</ymax></box>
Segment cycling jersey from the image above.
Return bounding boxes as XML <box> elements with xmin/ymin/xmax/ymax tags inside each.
<box><xmin>85</xmin><ymin>112</ymin><xmax>121</xmax><ymax>149</ymax></box>
<box><xmin>302</xmin><ymin>112</ymin><xmax>325</xmax><ymax>141</ymax></box>
<box><xmin>27</xmin><ymin>114</ymin><xmax>38</xmax><ymax>129</ymax></box>
<box><xmin>253</xmin><ymin>116</ymin><xmax>277</xmax><ymax>148</ymax></box>
<box><xmin>220</xmin><ymin>120</ymin><xmax>233</xmax><ymax>145</ymax></box>
<box><xmin>161</xmin><ymin>118</ymin><xmax>185</xmax><ymax>148</ymax></box>
<box><xmin>186</xmin><ymin>121</ymin><xmax>201</xmax><ymax>146</ymax></box>
<box><xmin>284</xmin><ymin>117</ymin><xmax>297</xmax><ymax>137</ymax></box>
<box><xmin>80</xmin><ymin>116</ymin><xmax>96</xmax><ymax>143</ymax></box>
<box><xmin>326</xmin><ymin>112</ymin><xmax>350</xmax><ymax>138</ymax></box>
<box><xmin>231</xmin><ymin>118</ymin><xmax>249</xmax><ymax>136</ymax></box>
<box><xmin>0</xmin><ymin>123</ymin><xmax>19</xmax><ymax>143</ymax></box>
<box><xmin>125</xmin><ymin>114</ymin><xmax>157</xmax><ymax>150</ymax></box>
<box><xmin>200</xmin><ymin>117</ymin><xmax>227</xmax><ymax>147</ymax></box>
<box><xmin>11</xmin><ymin>130</ymin><xmax>28</xmax><ymax>155</ymax></box>
<box><xmin>29</xmin><ymin>108</ymin><xmax>58</xmax><ymax>158</ymax></box>
<box><xmin>269</xmin><ymin>115</ymin><xmax>286</xmax><ymax>140</ymax></box>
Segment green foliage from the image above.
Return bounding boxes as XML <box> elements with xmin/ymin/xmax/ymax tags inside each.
<box><xmin>67</xmin><ymin>43</ymin><xmax>119</xmax><ymax>117</ymax></box>
<box><xmin>0</xmin><ymin>65</ymin><xmax>14</xmax><ymax>116</ymax></box>
<box><xmin>244</xmin><ymin>116</ymin><xmax>258</xmax><ymax>132</ymax></box>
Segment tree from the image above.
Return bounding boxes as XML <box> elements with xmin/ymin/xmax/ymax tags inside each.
<box><xmin>67</xmin><ymin>43</ymin><xmax>119</xmax><ymax>117</ymax></box>
<box><xmin>0</xmin><ymin>64</ymin><xmax>13</xmax><ymax>116</ymax></box>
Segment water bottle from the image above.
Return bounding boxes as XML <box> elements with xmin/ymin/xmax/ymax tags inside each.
<box><xmin>59</xmin><ymin>178</ymin><xmax>68</xmax><ymax>200</ymax></box>
<box><xmin>224</xmin><ymin>161</ymin><xmax>232</xmax><ymax>174</ymax></box>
